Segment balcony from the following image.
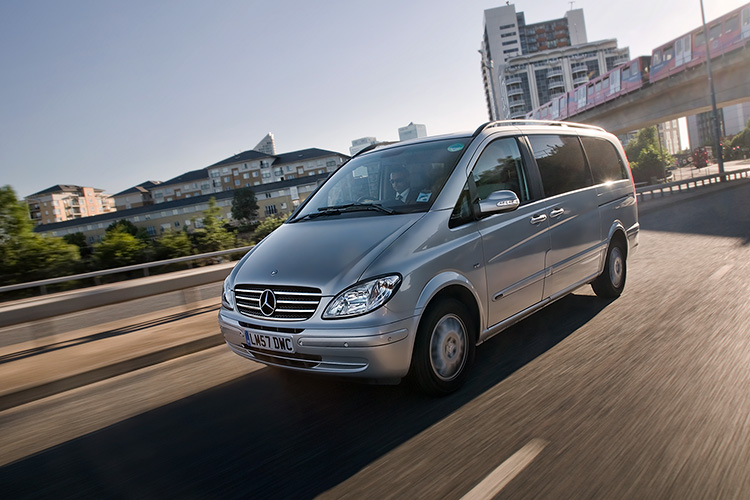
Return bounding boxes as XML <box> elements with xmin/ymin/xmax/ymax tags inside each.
<box><xmin>573</xmin><ymin>76</ymin><xmax>589</xmax><ymax>86</ymax></box>
<box><xmin>509</xmin><ymin>98</ymin><xmax>526</xmax><ymax>109</ymax></box>
<box><xmin>547</xmin><ymin>68</ymin><xmax>563</xmax><ymax>78</ymax></box>
<box><xmin>571</xmin><ymin>63</ymin><xmax>588</xmax><ymax>74</ymax></box>
<box><xmin>510</xmin><ymin>110</ymin><xmax>528</xmax><ymax>119</ymax></box>
<box><xmin>550</xmin><ymin>88</ymin><xmax>566</xmax><ymax>98</ymax></box>
<box><xmin>548</xmin><ymin>79</ymin><xmax>565</xmax><ymax>90</ymax></box>
<box><xmin>507</xmin><ymin>86</ymin><xmax>524</xmax><ymax>97</ymax></box>
<box><xmin>505</xmin><ymin>76</ymin><xmax>522</xmax><ymax>85</ymax></box>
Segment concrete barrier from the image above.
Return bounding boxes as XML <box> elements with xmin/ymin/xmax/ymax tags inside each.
<box><xmin>0</xmin><ymin>262</ymin><xmax>235</xmax><ymax>332</ymax></box>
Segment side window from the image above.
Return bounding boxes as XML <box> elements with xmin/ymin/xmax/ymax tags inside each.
<box><xmin>725</xmin><ymin>15</ymin><xmax>738</xmax><ymax>33</ymax></box>
<box><xmin>450</xmin><ymin>137</ymin><xmax>530</xmax><ymax>228</ymax></box>
<box><xmin>695</xmin><ymin>31</ymin><xmax>705</xmax><ymax>46</ymax></box>
<box><xmin>652</xmin><ymin>49</ymin><xmax>662</xmax><ymax>66</ymax></box>
<box><xmin>709</xmin><ymin>23</ymin><xmax>721</xmax><ymax>41</ymax></box>
<box><xmin>471</xmin><ymin>138</ymin><xmax>530</xmax><ymax>203</ymax></box>
<box><xmin>580</xmin><ymin>137</ymin><xmax>629</xmax><ymax>184</ymax></box>
<box><xmin>527</xmin><ymin>135</ymin><xmax>592</xmax><ymax>197</ymax></box>
<box><xmin>663</xmin><ymin>45</ymin><xmax>674</xmax><ymax>62</ymax></box>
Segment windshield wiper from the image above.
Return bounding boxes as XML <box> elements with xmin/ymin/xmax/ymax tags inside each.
<box><xmin>292</xmin><ymin>203</ymin><xmax>395</xmax><ymax>222</ymax></box>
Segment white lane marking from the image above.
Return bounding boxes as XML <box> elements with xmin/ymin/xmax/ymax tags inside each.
<box><xmin>461</xmin><ymin>439</ymin><xmax>547</xmax><ymax>500</ymax></box>
<box><xmin>709</xmin><ymin>265</ymin><xmax>732</xmax><ymax>282</ymax></box>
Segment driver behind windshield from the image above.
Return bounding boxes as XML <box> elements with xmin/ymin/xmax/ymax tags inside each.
<box><xmin>389</xmin><ymin>167</ymin><xmax>417</xmax><ymax>204</ymax></box>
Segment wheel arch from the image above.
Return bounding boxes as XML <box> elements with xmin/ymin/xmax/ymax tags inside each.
<box><xmin>608</xmin><ymin>224</ymin><xmax>629</xmax><ymax>257</ymax></box>
<box><xmin>415</xmin><ymin>273</ymin><xmax>482</xmax><ymax>344</ymax></box>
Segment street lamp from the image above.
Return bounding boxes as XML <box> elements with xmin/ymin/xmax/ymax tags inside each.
<box><xmin>479</xmin><ymin>49</ymin><xmax>498</xmax><ymax>121</ymax></box>
<box><xmin>700</xmin><ymin>0</ymin><xmax>725</xmax><ymax>176</ymax></box>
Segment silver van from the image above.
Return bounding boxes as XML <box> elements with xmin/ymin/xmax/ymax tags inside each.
<box><xmin>218</xmin><ymin>121</ymin><xmax>639</xmax><ymax>394</ymax></box>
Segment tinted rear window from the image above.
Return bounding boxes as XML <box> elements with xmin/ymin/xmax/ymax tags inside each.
<box><xmin>527</xmin><ymin>135</ymin><xmax>592</xmax><ymax>197</ymax></box>
<box><xmin>580</xmin><ymin>136</ymin><xmax>629</xmax><ymax>184</ymax></box>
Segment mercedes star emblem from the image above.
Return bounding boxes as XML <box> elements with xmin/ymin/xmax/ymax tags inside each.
<box><xmin>259</xmin><ymin>289</ymin><xmax>277</xmax><ymax>316</ymax></box>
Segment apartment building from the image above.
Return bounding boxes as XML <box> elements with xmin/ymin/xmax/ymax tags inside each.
<box><xmin>481</xmin><ymin>4</ymin><xmax>628</xmax><ymax>119</ymax></box>
<box><xmin>687</xmin><ymin>103</ymin><xmax>750</xmax><ymax>149</ymax></box>
<box><xmin>112</xmin><ymin>181</ymin><xmax>162</xmax><ymax>211</ymax></box>
<box><xmin>658</xmin><ymin>120</ymin><xmax>683</xmax><ymax>155</ymax></box>
<box><xmin>30</xmin><ymin>134</ymin><xmax>348</xmax><ymax>237</ymax></box>
<box><xmin>35</xmin><ymin>174</ymin><xmax>329</xmax><ymax>243</ymax></box>
<box><xmin>146</xmin><ymin>148</ymin><xmax>347</xmax><ymax>205</ymax></box>
<box><xmin>503</xmin><ymin>39</ymin><xmax>629</xmax><ymax>118</ymax></box>
<box><xmin>25</xmin><ymin>185</ymin><xmax>115</xmax><ymax>225</ymax></box>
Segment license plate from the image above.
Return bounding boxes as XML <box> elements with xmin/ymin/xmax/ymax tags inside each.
<box><xmin>244</xmin><ymin>329</ymin><xmax>295</xmax><ymax>354</ymax></box>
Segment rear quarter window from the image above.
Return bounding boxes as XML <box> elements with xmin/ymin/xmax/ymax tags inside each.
<box><xmin>580</xmin><ymin>136</ymin><xmax>629</xmax><ymax>184</ymax></box>
<box><xmin>527</xmin><ymin>134</ymin><xmax>592</xmax><ymax>197</ymax></box>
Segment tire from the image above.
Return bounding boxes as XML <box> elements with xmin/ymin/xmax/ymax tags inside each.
<box><xmin>408</xmin><ymin>298</ymin><xmax>476</xmax><ymax>395</ymax></box>
<box><xmin>591</xmin><ymin>241</ymin><xmax>626</xmax><ymax>298</ymax></box>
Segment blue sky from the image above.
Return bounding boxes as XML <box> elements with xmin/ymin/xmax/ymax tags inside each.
<box><xmin>1</xmin><ymin>0</ymin><xmax>744</xmax><ymax>198</ymax></box>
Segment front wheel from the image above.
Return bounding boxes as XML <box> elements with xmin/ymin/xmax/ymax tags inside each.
<box><xmin>591</xmin><ymin>241</ymin><xmax>626</xmax><ymax>298</ymax></box>
<box><xmin>408</xmin><ymin>298</ymin><xmax>475</xmax><ymax>395</ymax></box>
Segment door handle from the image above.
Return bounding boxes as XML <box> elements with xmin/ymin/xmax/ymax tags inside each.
<box><xmin>530</xmin><ymin>214</ymin><xmax>547</xmax><ymax>225</ymax></box>
<box><xmin>550</xmin><ymin>208</ymin><xmax>565</xmax><ymax>218</ymax></box>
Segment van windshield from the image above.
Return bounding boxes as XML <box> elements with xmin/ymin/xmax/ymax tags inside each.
<box><xmin>291</xmin><ymin>138</ymin><xmax>470</xmax><ymax>220</ymax></box>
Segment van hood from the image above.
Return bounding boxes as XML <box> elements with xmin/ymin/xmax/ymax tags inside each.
<box><xmin>231</xmin><ymin>214</ymin><xmax>424</xmax><ymax>295</ymax></box>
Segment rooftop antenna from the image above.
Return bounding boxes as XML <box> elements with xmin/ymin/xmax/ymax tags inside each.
<box><xmin>568</xmin><ymin>1</ymin><xmax>575</xmax><ymax>9</ymax></box>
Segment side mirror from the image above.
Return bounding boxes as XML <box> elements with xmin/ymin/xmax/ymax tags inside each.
<box><xmin>478</xmin><ymin>190</ymin><xmax>520</xmax><ymax>215</ymax></box>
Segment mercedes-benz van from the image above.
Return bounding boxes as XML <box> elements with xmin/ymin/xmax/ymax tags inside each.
<box><xmin>218</xmin><ymin>120</ymin><xmax>639</xmax><ymax>394</ymax></box>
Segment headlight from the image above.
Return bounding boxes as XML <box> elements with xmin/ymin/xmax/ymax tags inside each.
<box><xmin>323</xmin><ymin>275</ymin><xmax>401</xmax><ymax>319</ymax></box>
<box><xmin>221</xmin><ymin>278</ymin><xmax>235</xmax><ymax>310</ymax></box>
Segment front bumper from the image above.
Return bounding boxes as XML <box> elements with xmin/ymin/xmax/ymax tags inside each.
<box><xmin>218</xmin><ymin>309</ymin><xmax>417</xmax><ymax>379</ymax></box>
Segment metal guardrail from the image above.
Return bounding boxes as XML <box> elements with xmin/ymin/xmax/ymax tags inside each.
<box><xmin>635</xmin><ymin>167</ymin><xmax>750</xmax><ymax>202</ymax></box>
<box><xmin>0</xmin><ymin>245</ymin><xmax>254</xmax><ymax>296</ymax></box>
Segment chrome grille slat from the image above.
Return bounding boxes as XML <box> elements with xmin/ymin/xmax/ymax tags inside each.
<box><xmin>234</xmin><ymin>284</ymin><xmax>322</xmax><ymax>321</ymax></box>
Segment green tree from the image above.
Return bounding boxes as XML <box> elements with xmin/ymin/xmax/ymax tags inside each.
<box><xmin>191</xmin><ymin>197</ymin><xmax>235</xmax><ymax>253</ymax></box>
<box><xmin>633</xmin><ymin>145</ymin><xmax>664</xmax><ymax>184</ymax></box>
<box><xmin>625</xmin><ymin>127</ymin><xmax>673</xmax><ymax>184</ymax></box>
<box><xmin>0</xmin><ymin>185</ymin><xmax>80</xmax><ymax>284</ymax></box>
<box><xmin>106</xmin><ymin>219</ymin><xmax>138</xmax><ymax>235</ymax></box>
<box><xmin>252</xmin><ymin>215</ymin><xmax>286</xmax><ymax>242</ymax></box>
<box><xmin>727</xmin><ymin>120</ymin><xmax>750</xmax><ymax>160</ymax></box>
<box><xmin>106</xmin><ymin>219</ymin><xmax>151</xmax><ymax>241</ymax></box>
<box><xmin>231</xmin><ymin>187</ymin><xmax>259</xmax><ymax>228</ymax></box>
<box><xmin>20</xmin><ymin>234</ymin><xmax>82</xmax><ymax>280</ymax></box>
<box><xmin>93</xmin><ymin>226</ymin><xmax>146</xmax><ymax>268</ymax></box>
<box><xmin>625</xmin><ymin>126</ymin><xmax>656</xmax><ymax>162</ymax></box>
<box><xmin>0</xmin><ymin>186</ymin><xmax>34</xmax><ymax>271</ymax></box>
<box><xmin>155</xmin><ymin>229</ymin><xmax>193</xmax><ymax>260</ymax></box>
<box><xmin>63</xmin><ymin>231</ymin><xmax>93</xmax><ymax>258</ymax></box>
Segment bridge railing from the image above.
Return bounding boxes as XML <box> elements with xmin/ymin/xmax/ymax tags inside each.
<box><xmin>635</xmin><ymin>168</ymin><xmax>750</xmax><ymax>202</ymax></box>
<box><xmin>0</xmin><ymin>245</ymin><xmax>254</xmax><ymax>298</ymax></box>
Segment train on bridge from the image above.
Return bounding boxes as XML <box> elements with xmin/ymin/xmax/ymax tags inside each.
<box><xmin>525</xmin><ymin>2</ymin><xmax>750</xmax><ymax>122</ymax></box>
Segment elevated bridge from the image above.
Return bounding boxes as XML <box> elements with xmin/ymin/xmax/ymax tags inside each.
<box><xmin>574</xmin><ymin>47</ymin><xmax>750</xmax><ymax>135</ymax></box>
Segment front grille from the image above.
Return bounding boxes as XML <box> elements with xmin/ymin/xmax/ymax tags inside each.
<box><xmin>234</xmin><ymin>284</ymin><xmax>322</xmax><ymax>321</ymax></box>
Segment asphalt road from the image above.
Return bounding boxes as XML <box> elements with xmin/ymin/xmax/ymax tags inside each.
<box><xmin>2</xmin><ymin>182</ymin><xmax>750</xmax><ymax>499</ymax></box>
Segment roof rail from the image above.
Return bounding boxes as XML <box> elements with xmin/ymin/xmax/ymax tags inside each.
<box><xmin>478</xmin><ymin>120</ymin><xmax>605</xmax><ymax>134</ymax></box>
